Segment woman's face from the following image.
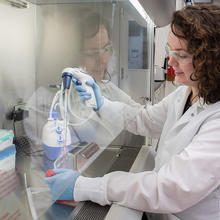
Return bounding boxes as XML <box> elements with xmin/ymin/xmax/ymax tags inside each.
<box><xmin>167</xmin><ymin>30</ymin><xmax>198</xmax><ymax>88</ymax></box>
<box><xmin>81</xmin><ymin>24</ymin><xmax>112</xmax><ymax>81</ymax></box>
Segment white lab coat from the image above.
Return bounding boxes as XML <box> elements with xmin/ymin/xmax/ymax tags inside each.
<box><xmin>74</xmin><ymin>86</ymin><xmax>220</xmax><ymax>220</ymax></box>
<box><xmin>66</xmin><ymin>80</ymin><xmax>141</xmax><ymax>146</ymax></box>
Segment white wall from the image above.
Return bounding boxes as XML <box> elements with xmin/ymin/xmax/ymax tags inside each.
<box><xmin>154</xmin><ymin>0</ymin><xmax>186</xmax><ymax>67</ymax></box>
<box><xmin>0</xmin><ymin>1</ymin><xmax>36</xmax><ymax>128</ymax></box>
<box><xmin>176</xmin><ymin>0</ymin><xmax>185</xmax><ymax>10</ymax></box>
<box><xmin>154</xmin><ymin>25</ymin><xmax>169</xmax><ymax>67</ymax></box>
<box><xmin>35</xmin><ymin>4</ymin><xmax>80</xmax><ymax>88</ymax></box>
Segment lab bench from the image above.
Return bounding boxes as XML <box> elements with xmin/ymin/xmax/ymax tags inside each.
<box><xmin>9</xmin><ymin>136</ymin><xmax>154</xmax><ymax>220</ymax></box>
<box><xmin>39</xmin><ymin>145</ymin><xmax>154</xmax><ymax>220</ymax></box>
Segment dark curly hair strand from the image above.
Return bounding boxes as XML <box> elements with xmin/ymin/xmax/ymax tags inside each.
<box><xmin>171</xmin><ymin>4</ymin><xmax>220</xmax><ymax>104</ymax></box>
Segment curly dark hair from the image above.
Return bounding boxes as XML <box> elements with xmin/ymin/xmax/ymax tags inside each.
<box><xmin>171</xmin><ymin>4</ymin><xmax>220</xmax><ymax>104</ymax></box>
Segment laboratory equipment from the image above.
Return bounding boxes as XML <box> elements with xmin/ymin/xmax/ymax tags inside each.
<box><xmin>45</xmin><ymin>169</ymin><xmax>56</xmax><ymax>177</ymax></box>
<box><xmin>42</xmin><ymin>110</ymin><xmax>72</xmax><ymax>171</ymax></box>
<box><xmin>0</xmin><ymin>129</ymin><xmax>14</xmax><ymax>151</ymax></box>
<box><xmin>62</xmin><ymin>67</ymin><xmax>97</xmax><ymax>109</ymax></box>
<box><xmin>0</xmin><ymin>145</ymin><xmax>16</xmax><ymax>171</ymax></box>
<box><xmin>42</xmin><ymin>69</ymin><xmax>74</xmax><ymax>171</ymax></box>
<box><xmin>42</xmin><ymin>67</ymin><xmax>101</xmax><ymax>172</ymax></box>
<box><xmin>0</xmin><ymin>129</ymin><xmax>15</xmax><ymax>171</ymax></box>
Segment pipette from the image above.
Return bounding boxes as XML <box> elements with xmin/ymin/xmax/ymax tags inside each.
<box><xmin>62</xmin><ymin>67</ymin><xmax>97</xmax><ymax>109</ymax></box>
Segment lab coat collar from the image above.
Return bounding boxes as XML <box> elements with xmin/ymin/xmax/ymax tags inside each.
<box><xmin>184</xmin><ymin>86</ymin><xmax>209</xmax><ymax>109</ymax></box>
<box><xmin>173</xmin><ymin>87</ymin><xmax>207</xmax><ymax>130</ymax></box>
<box><xmin>174</xmin><ymin>86</ymin><xmax>191</xmax><ymax>120</ymax></box>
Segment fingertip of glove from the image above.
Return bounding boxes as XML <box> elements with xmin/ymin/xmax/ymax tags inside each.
<box><xmin>85</xmin><ymin>80</ymin><xmax>94</xmax><ymax>86</ymax></box>
<box><xmin>44</xmin><ymin>177</ymin><xmax>50</xmax><ymax>183</ymax></box>
<box><xmin>75</xmin><ymin>85</ymin><xmax>87</xmax><ymax>92</ymax></box>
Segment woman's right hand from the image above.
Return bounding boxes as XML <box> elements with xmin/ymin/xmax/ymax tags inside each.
<box><xmin>72</xmin><ymin>78</ymin><xmax>104</xmax><ymax>111</ymax></box>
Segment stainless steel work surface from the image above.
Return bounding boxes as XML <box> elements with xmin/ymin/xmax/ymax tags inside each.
<box><xmin>82</xmin><ymin>145</ymin><xmax>141</xmax><ymax>177</ymax></box>
<box><xmin>105</xmin><ymin>145</ymin><xmax>155</xmax><ymax>220</ymax></box>
<box><xmin>39</xmin><ymin>202</ymin><xmax>110</xmax><ymax>220</ymax></box>
<box><xmin>38</xmin><ymin>144</ymin><xmax>141</xmax><ymax>220</ymax></box>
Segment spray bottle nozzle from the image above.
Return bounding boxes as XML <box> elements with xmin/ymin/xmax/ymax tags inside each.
<box><xmin>62</xmin><ymin>72</ymin><xmax>73</xmax><ymax>89</ymax></box>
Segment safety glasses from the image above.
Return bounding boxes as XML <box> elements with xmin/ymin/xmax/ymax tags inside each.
<box><xmin>165</xmin><ymin>44</ymin><xmax>192</xmax><ymax>64</ymax></box>
<box><xmin>83</xmin><ymin>43</ymin><xmax>113</xmax><ymax>58</ymax></box>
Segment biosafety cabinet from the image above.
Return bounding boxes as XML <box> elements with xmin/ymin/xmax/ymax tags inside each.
<box><xmin>0</xmin><ymin>0</ymin><xmax>174</xmax><ymax>219</ymax></box>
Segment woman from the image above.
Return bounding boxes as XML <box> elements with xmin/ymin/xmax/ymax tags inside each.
<box><xmin>45</xmin><ymin>5</ymin><xmax>220</xmax><ymax>220</ymax></box>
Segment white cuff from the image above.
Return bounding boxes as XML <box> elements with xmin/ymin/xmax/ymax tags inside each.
<box><xmin>74</xmin><ymin>176</ymin><xmax>111</xmax><ymax>206</ymax></box>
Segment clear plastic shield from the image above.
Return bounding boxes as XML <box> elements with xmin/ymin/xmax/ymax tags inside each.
<box><xmin>0</xmin><ymin>0</ymin><xmax>154</xmax><ymax>219</ymax></box>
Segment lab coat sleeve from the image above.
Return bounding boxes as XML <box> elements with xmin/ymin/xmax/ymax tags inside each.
<box><xmin>102</xmin><ymin>81</ymin><xmax>142</xmax><ymax>108</ymax></box>
<box><xmin>74</xmin><ymin>113</ymin><xmax>220</xmax><ymax>213</ymax></box>
<box><xmin>98</xmin><ymin>88</ymin><xmax>176</xmax><ymax>139</ymax></box>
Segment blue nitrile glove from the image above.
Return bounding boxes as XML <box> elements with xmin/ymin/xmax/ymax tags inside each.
<box><xmin>72</xmin><ymin>78</ymin><xmax>104</xmax><ymax>111</ymax></box>
<box><xmin>44</xmin><ymin>168</ymin><xmax>80</xmax><ymax>201</ymax></box>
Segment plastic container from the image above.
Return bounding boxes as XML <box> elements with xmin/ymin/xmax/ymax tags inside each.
<box><xmin>42</xmin><ymin>110</ymin><xmax>72</xmax><ymax>170</ymax></box>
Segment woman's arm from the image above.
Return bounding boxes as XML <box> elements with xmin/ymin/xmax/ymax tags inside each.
<box><xmin>74</xmin><ymin>113</ymin><xmax>220</xmax><ymax>212</ymax></box>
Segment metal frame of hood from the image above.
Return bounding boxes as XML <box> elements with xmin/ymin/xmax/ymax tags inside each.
<box><xmin>25</xmin><ymin>0</ymin><xmax>113</xmax><ymax>4</ymax></box>
<box><xmin>25</xmin><ymin>0</ymin><xmax>176</xmax><ymax>27</ymax></box>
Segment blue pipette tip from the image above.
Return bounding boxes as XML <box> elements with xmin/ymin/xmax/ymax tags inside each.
<box><xmin>62</xmin><ymin>72</ymin><xmax>73</xmax><ymax>89</ymax></box>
